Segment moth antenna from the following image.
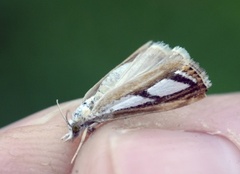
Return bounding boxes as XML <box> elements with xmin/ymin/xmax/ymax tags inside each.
<box><xmin>56</xmin><ymin>99</ymin><xmax>71</xmax><ymax>127</ymax></box>
<box><xmin>71</xmin><ymin>127</ymin><xmax>88</xmax><ymax>164</ymax></box>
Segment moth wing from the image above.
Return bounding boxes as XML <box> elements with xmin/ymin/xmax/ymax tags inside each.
<box><xmin>90</xmin><ymin>43</ymin><xmax>211</xmax><ymax>119</ymax></box>
<box><xmin>83</xmin><ymin>41</ymin><xmax>170</xmax><ymax>101</ymax></box>
<box><xmin>82</xmin><ymin>41</ymin><xmax>153</xmax><ymax>101</ymax></box>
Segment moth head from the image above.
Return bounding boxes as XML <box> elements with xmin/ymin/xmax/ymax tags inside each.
<box><xmin>71</xmin><ymin>122</ymin><xmax>81</xmax><ymax>136</ymax></box>
<box><xmin>60</xmin><ymin>118</ymin><xmax>86</xmax><ymax>141</ymax></box>
<box><xmin>56</xmin><ymin>99</ymin><xmax>85</xmax><ymax>141</ymax></box>
<box><xmin>69</xmin><ymin>120</ymin><xmax>83</xmax><ymax>138</ymax></box>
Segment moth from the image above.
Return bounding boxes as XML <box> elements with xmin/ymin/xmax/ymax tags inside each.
<box><xmin>57</xmin><ymin>41</ymin><xmax>211</xmax><ymax>163</ymax></box>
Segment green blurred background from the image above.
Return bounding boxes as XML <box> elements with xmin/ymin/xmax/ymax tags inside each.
<box><xmin>1</xmin><ymin>1</ymin><xmax>240</xmax><ymax>127</ymax></box>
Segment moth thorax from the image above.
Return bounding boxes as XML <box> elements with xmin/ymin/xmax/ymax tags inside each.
<box><xmin>81</xmin><ymin>106</ymin><xmax>91</xmax><ymax>118</ymax></box>
<box><xmin>73</xmin><ymin>106</ymin><xmax>91</xmax><ymax>123</ymax></box>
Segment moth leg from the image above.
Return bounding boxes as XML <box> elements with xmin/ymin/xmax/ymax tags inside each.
<box><xmin>71</xmin><ymin>127</ymin><xmax>88</xmax><ymax>164</ymax></box>
<box><xmin>61</xmin><ymin>133</ymin><xmax>70</xmax><ymax>141</ymax></box>
<box><xmin>70</xmin><ymin>122</ymin><xmax>100</xmax><ymax>163</ymax></box>
<box><xmin>88</xmin><ymin>121</ymin><xmax>101</xmax><ymax>132</ymax></box>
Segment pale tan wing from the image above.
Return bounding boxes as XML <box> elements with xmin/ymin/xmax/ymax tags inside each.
<box><xmin>91</xmin><ymin>45</ymin><xmax>211</xmax><ymax>119</ymax></box>
<box><xmin>83</xmin><ymin>41</ymin><xmax>170</xmax><ymax>101</ymax></box>
<box><xmin>82</xmin><ymin>41</ymin><xmax>153</xmax><ymax>101</ymax></box>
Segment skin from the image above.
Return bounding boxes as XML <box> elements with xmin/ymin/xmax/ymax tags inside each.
<box><xmin>0</xmin><ymin>93</ymin><xmax>240</xmax><ymax>174</ymax></box>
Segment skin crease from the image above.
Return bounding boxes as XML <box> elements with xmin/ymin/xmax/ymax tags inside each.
<box><xmin>0</xmin><ymin>93</ymin><xmax>240</xmax><ymax>174</ymax></box>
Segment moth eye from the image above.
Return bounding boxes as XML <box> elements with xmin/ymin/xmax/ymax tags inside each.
<box><xmin>72</xmin><ymin>125</ymin><xmax>80</xmax><ymax>134</ymax></box>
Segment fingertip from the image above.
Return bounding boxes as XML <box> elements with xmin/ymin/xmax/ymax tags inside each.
<box><xmin>73</xmin><ymin>122</ymin><xmax>240</xmax><ymax>174</ymax></box>
<box><xmin>0</xmin><ymin>100</ymin><xmax>81</xmax><ymax>174</ymax></box>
